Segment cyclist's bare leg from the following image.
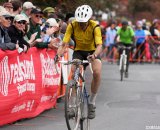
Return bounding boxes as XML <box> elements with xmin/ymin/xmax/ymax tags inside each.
<box><xmin>87</xmin><ymin>59</ymin><xmax>102</xmax><ymax>119</ymax></box>
<box><xmin>90</xmin><ymin>59</ymin><xmax>102</xmax><ymax>104</ymax></box>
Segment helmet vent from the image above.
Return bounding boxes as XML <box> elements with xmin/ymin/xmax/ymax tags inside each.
<box><xmin>81</xmin><ymin>12</ymin><xmax>83</xmax><ymax>17</ymax></box>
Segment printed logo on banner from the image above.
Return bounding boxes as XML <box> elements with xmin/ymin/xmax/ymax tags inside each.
<box><xmin>0</xmin><ymin>56</ymin><xmax>10</xmax><ymax>96</ymax></box>
<box><xmin>11</xmin><ymin>100</ymin><xmax>35</xmax><ymax>113</ymax></box>
<box><xmin>41</xmin><ymin>93</ymin><xmax>57</xmax><ymax>103</ymax></box>
<box><xmin>40</xmin><ymin>53</ymin><xmax>60</xmax><ymax>88</ymax></box>
<box><xmin>0</xmin><ymin>55</ymin><xmax>35</xmax><ymax>96</ymax></box>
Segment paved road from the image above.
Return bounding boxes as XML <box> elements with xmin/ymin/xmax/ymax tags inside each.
<box><xmin>1</xmin><ymin>62</ymin><xmax>160</xmax><ymax>130</ymax></box>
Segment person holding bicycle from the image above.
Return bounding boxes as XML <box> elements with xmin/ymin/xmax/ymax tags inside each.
<box><xmin>114</xmin><ymin>20</ymin><xmax>135</xmax><ymax>78</ymax></box>
<box><xmin>56</xmin><ymin>5</ymin><xmax>102</xmax><ymax>119</ymax></box>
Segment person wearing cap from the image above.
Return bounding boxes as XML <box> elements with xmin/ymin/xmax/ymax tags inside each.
<box><xmin>114</xmin><ymin>20</ymin><xmax>135</xmax><ymax>77</ymax></box>
<box><xmin>43</xmin><ymin>7</ymin><xmax>55</xmax><ymax>19</ymax></box>
<box><xmin>0</xmin><ymin>7</ymin><xmax>17</xmax><ymax>50</ymax></box>
<box><xmin>41</xmin><ymin>18</ymin><xmax>61</xmax><ymax>49</ymax></box>
<box><xmin>27</xmin><ymin>8</ymin><xmax>59</xmax><ymax>49</ymax></box>
<box><xmin>7</xmin><ymin>14</ymin><xmax>30</xmax><ymax>53</ymax></box>
<box><xmin>21</xmin><ymin>1</ymin><xmax>35</xmax><ymax>19</ymax></box>
<box><xmin>0</xmin><ymin>8</ymin><xmax>13</xmax><ymax>27</ymax></box>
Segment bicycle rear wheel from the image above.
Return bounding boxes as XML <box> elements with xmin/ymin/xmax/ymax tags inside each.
<box><xmin>65</xmin><ymin>80</ymin><xmax>81</xmax><ymax>130</ymax></box>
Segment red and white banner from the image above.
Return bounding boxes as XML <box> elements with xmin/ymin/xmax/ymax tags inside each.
<box><xmin>0</xmin><ymin>47</ymin><xmax>60</xmax><ymax>126</ymax></box>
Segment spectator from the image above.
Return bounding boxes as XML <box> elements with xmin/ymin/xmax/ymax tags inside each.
<box><xmin>21</xmin><ymin>1</ymin><xmax>35</xmax><ymax>19</ymax></box>
<box><xmin>3</xmin><ymin>2</ymin><xmax>13</xmax><ymax>14</ymax></box>
<box><xmin>27</xmin><ymin>8</ymin><xmax>59</xmax><ymax>49</ymax></box>
<box><xmin>60</xmin><ymin>22</ymin><xmax>67</xmax><ymax>34</ymax></box>
<box><xmin>0</xmin><ymin>7</ymin><xmax>17</xmax><ymax>50</ymax></box>
<box><xmin>150</xmin><ymin>19</ymin><xmax>160</xmax><ymax>59</ymax></box>
<box><xmin>41</xmin><ymin>18</ymin><xmax>60</xmax><ymax>49</ymax></box>
<box><xmin>11</xmin><ymin>0</ymin><xmax>22</xmax><ymax>15</ymax></box>
<box><xmin>134</xmin><ymin>21</ymin><xmax>146</xmax><ymax>62</ymax></box>
<box><xmin>8</xmin><ymin>14</ymin><xmax>30</xmax><ymax>53</ymax></box>
<box><xmin>0</xmin><ymin>8</ymin><xmax>13</xmax><ymax>27</ymax></box>
<box><xmin>65</xmin><ymin>12</ymin><xmax>74</xmax><ymax>24</ymax></box>
<box><xmin>43</xmin><ymin>7</ymin><xmax>55</xmax><ymax>19</ymax></box>
<box><xmin>101</xmin><ymin>21</ymin><xmax>117</xmax><ymax>61</ymax></box>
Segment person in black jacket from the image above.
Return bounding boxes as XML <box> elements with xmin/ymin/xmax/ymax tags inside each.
<box><xmin>8</xmin><ymin>14</ymin><xmax>30</xmax><ymax>53</ymax></box>
<box><xmin>0</xmin><ymin>7</ymin><xmax>16</xmax><ymax>50</ymax></box>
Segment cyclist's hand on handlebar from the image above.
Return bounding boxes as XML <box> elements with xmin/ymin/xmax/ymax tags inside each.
<box><xmin>87</xmin><ymin>54</ymin><xmax>96</xmax><ymax>61</ymax></box>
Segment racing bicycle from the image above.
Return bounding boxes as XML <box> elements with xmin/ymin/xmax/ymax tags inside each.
<box><xmin>59</xmin><ymin>59</ymin><xmax>91</xmax><ymax>130</ymax></box>
<box><xmin>118</xmin><ymin>45</ymin><xmax>132</xmax><ymax>81</ymax></box>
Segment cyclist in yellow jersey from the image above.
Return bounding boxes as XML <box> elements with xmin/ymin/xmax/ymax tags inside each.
<box><xmin>57</xmin><ymin>5</ymin><xmax>102</xmax><ymax>119</ymax></box>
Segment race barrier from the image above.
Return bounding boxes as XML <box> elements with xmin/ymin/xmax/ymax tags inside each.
<box><xmin>103</xmin><ymin>37</ymin><xmax>160</xmax><ymax>63</ymax></box>
<box><xmin>0</xmin><ymin>47</ymin><xmax>61</xmax><ymax>126</ymax></box>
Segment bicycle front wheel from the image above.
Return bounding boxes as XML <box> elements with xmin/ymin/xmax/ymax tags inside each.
<box><xmin>80</xmin><ymin>86</ymin><xmax>90</xmax><ymax>130</ymax></box>
<box><xmin>65</xmin><ymin>80</ymin><xmax>81</xmax><ymax>130</ymax></box>
<box><xmin>120</xmin><ymin>58</ymin><xmax>124</xmax><ymax>81</ymax></box>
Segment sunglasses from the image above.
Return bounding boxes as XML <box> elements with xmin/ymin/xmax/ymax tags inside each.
<box><xmin>17</xmin><ymin>20</ymin><xmax>26</xmax><ymax>25</ymax></box>
<box><xmin>35</xmin><ymin>15</ymin><xmax>42</xmax><ymax>18</ymax></box>
<box><xmin>4</xmin><ymin>17</ymin><xmax>12</xmax><ymax>20</ymax></box>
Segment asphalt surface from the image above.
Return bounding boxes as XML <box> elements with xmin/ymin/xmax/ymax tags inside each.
<box><xmin>1</xmin><ymin>62</ymin><xmax>160</xmax><ymax>130</ymax></box>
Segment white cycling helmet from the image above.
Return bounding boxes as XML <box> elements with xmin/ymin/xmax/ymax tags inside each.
<box><xmin>75</xmin><ymin>5</ymin><xmax>93</xmax><ymax>22</ymax></box>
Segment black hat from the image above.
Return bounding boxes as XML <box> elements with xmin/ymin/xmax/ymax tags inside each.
<box><xmin>122</xmin><ymin>20</ymin><xmax>128</xmax><ymax>25</ymax></box>
<box><xmin>31</xmin><ymin>8</ymin><xmax>43</xmax><ymax>14</ymax></box>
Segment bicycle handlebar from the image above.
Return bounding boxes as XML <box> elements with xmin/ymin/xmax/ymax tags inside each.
<box><xmin>117</xmin><ymin>45</ymin><xmax>133</xmax><ymax>50</ymax></box>
<box><xmin>59</xmin><ymin>60</ymin><xmax>89</xmax><ymax>65</ymax></box>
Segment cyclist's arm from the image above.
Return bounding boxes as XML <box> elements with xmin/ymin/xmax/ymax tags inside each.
<box><xmin>130</xmin><ymin>27</ymin><xmax>135</xmax><ymax>44</ymax></box>
<box><xmin>93</xmin><ymin>44</ymin><xmax>102</xmax><ymax>56</ymax></box>
<box><xmin>93</xmin><ymin>26</ymin><xmax>103</xmax><ymax>56</ymax></box>
<box><xmin>57</xmin><ymin>23</ymin><xmax>73</xmax><ymax>56</ymax></box>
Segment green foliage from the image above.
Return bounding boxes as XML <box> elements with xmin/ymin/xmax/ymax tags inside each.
<box><xmin>0</xmin><ymin>0</ymin><xmax>8</xmax><ymax>4</ymax></box>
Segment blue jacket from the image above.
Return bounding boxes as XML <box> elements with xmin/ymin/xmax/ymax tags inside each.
<box><xmin>135</xmin><ymin>29</ymin><xmax>146</xmax><ymax>45</ymax></box>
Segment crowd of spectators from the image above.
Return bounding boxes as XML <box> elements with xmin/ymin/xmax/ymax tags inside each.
<box><xmin>0</xmin><ymin>0</ymin><xmax>74</xmax><ymax>53</ymax></box>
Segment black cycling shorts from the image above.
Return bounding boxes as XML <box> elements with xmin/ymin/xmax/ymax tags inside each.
<box><xmin>72</xmin><ymin>50</ymin><xmax>101</xmax><ymax>60</ymax></box>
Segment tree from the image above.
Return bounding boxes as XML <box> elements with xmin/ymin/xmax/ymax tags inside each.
<box><xmin>128</xmin><ymin>0</ymin><xmax>160</xmax><ymax>20</ymax></box>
